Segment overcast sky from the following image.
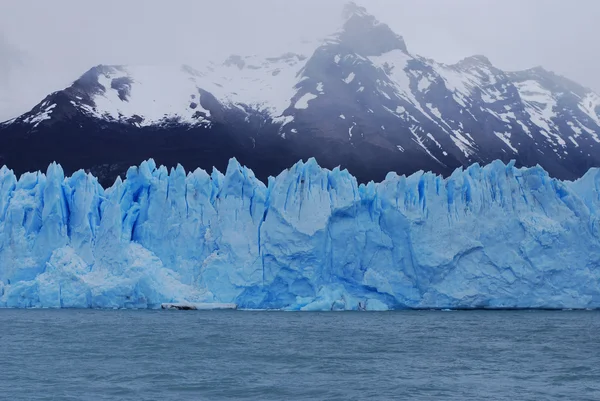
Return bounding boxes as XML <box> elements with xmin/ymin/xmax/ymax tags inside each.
<box><xmin>1</xmin><ymin>0</ymin><xmax>599</xmax><ymax>120</ymax></box>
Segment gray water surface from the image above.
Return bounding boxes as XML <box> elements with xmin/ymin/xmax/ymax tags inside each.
<box><xmin>1</xmin><ymin>310</ymin><xmax>599</xmax><ymax>400</ymax></box>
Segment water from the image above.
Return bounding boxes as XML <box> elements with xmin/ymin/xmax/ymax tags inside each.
<box><xmin>1</xmin><ymin>310</ymin><xmax>600</xmax><ymax>400</ymax></box>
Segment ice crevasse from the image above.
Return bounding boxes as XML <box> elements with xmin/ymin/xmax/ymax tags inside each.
<box><xmin>1</xmin><ymin>157</ymin><xmax>600</xmax><ymax>310</ymax></box>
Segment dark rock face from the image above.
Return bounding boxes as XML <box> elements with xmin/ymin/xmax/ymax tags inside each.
<box><xmin>110</xmin><ymin>76</ymin><xmax>133</xmax><ymax>101</ymax></box>
<box><xmin>1</xmin><ymin>3</ymin><xmax>600</xmax><ymax>185</ymax></box>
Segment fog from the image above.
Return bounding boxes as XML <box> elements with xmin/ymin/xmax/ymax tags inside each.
<box><xmin>1</xmin><ymin>0</ymin><xmax>599</xmax><ymax>121</ymax></box>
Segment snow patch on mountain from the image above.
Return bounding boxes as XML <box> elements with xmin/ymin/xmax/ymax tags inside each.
<box><xmin>579</xmin><ymin>92</ymin><xmax>600</xmax><ymax>127</ymax></box>
<box><xmin>60</xmin><ymin>53</ymin><xmax>310</xmax><ymax>127</ymax></box>
<box><xmin>451</xmin><ymin>133</ymin><xmax>476</xmax><ymax>158</ymax></box>
<box><xmin>426</xmin><ymin>133</ymin><xmax>443</xmax><ymax>149</ymax></box>
<box><xmin>370</xmin><ymin>50</ymin><xmax>412</xmax><ymax>99</ymax></box>
<box><xmin>494</xmin><ymin>132</ymin><xmax>518</xmax><ymax>153</ymax></box>
<box><xmin>87</xmin><ymin>65</ymin><xmax>211</xmax><ymax>126</ymax></box>
<box><xmin>343</xmin><ymin>72</ymin><xmax>356</xmax><ymax>84</ymax></box>
<box><xmin>195</xmin><ymin>54</ymin><xmax>308</xmax><ymax>117</ymax></box>
<box><xmin>295</xmin><ymin>93</ymin><xmax>318</xmax><ymax>109</ymax></box>
<box><xmin>410</xmin><ymin>127</ymin><xmax>442</xmax><ymax>164</ymax></box>
<box><xmin>23</xmin><ymin>102</ymin><xmax>56</xmax><ymax>128</ymax></box>
<box><xmin>417</xmin><ymin>76</ymin><xmax>433</xmax><ymax>92</ymax></box>
<box><xmin>513</xmin><ymin>80</ymin><xmax>564</xmax><ymax>146</ymax></box>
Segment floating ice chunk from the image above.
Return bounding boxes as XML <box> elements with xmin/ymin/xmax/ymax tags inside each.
<box><xmin>161</xmin><ymin>303</ymin><xmax>237</xmax><ymax>310</ymax></box>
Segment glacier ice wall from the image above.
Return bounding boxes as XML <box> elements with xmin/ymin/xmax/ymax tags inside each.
<box><xmin>1</xmin><ymin>157</ymin><xmax>600</xmax><ymax>310</ymax></box>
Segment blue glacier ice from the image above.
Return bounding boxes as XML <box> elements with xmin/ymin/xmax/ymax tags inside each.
<box><xmin>1</xmin><ymin>157</ymin><xmax>600</xmax><ymax>310</ymax></box>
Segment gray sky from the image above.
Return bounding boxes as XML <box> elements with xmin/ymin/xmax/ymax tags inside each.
<box><xmin>1</xmin><ymin>0</ymin><xmax>599</xmax><ymax>121</ymax></box>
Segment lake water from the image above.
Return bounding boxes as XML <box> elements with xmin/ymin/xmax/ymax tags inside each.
<box><xmin>1</xmin><ymin>310</ymin><xmax>599</xmax><ymax>400</ymax></box>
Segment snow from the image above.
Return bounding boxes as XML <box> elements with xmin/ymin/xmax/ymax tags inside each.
<box><xmin>451</xmin><ymin>133</ymin><xmax>475</xmax><ymax>158</ymax></box>
<box><xmin>427</xmin><ymin>103</ymin><xmax>443</xmax><ymax>120</ymax></box>
<box><xmin>426</xmin><ymin>133</ymin><xmax>443</xmax><ymax>149</ymax></box>
<box><xmin>579</xmin><ymin>92</ymin><xmax>600</xmax><ymax>127</ymax></box>
<box><xmin>334</xmin><ymin>55</ymin><xmax>341</xmax><ymax>64</ymax></box>
<box><xmin>494</xmin><ymin>132</ymin><xmax>518</xmax><ymax>153</ymax></box>
<box><xmin>370</xmin><ymin>50</ymin><xmax>470</xmax><ymax>144</ymax></box>
<box><xmin>576</xmin><ymin>121</ymin><xmax>600</xmax><ymax>143</ymax></box>
<box><xmin>343</xmin><ymin>72</ymin><xmax>355</xmax><ymax>84</ymax></box>
<box><xmin>294</xmin><ymin>93</ymin><xmax>318</xmax><ymax>110</ymax></box>
<box><xmin>339</xmin><ymin>114</ymin><xmax>346</xmax><ymax>119</ymax></box>
<box><xmin>568</xmin><ymin>121</ymin><xmax>582</xmax><ymax>137</ymax></box>
<box><xmin>317</xmin><ymin>82</ymin><xmax>324</xmax><ymax>93</ymax></box>
<box><xmin>417</xmin><ymin>76</ymin><xmax>432</xmax><ymax>92</ymax></box>
<box><xmin>357</xmin><ymin>86</ymin><xmax>364</xmax><ymax>92</ymax></box>
<box><xmin>3</xmin><ymin>159</ymin><xmax>600</xmax><ymax>310</ymax></box>
<box><xmin>436</xmin><ymin>65</ymin><xmax>479</xmax><ymax>104</ymax></box>
<box><xmin>273</xmin><ymin>116</ymin><xmax>294</xmax><ymax>130</ymax></box>
<box><xmin>513</xmin><ymin>80</ymin><xmax>565</xmax><ymax>147</ymax></box>
<box><xmin>489</xmin><ymin>109</ymin><xmax>517</xmax><ymax>125</ymax></box>
<box><xmin>78</xmin><ymin>54</ymin><xmax>309</xmax><ymax>126</ymax></box>
<box><xmin>396</xmin><ymin>145</ymin><xmax>404</xmax><ymax>152</ymax></box>
<box><xmin>201</xmin><ymin>54</ymin><xmax>306</xmax><ymax>118</ymax></box>
<box><xmin>569</xmin><ymin>137</ymin><xmax>579</xmax><ymax>147</ymax></box>
<box><xmin>517</xmin><ymin>121</ymin><xmax>532</xmax><ymax>137</ymax></box>
<box><xmin>24</xmin><ymin>103</ymin><xmax>56</xmax><ymax>127</ymax></box>
<box><xmin>480</xmin><ymin>87</ymin><xmax>503</xmax><ymax>103</ymax></box>
<box><xmin>410</xmin><ymin>127</ymin><xmax>443</xmax><ymax>164</ymax></box>
<box><xmin>88</xmin><ymin>66</ymin><xmax>212</xmax><ymax>127</ymax></box>
<box><xmin>370</xmin><ymin>51</ymin><xmax>429</xmax><ymax>117</ymax></box>
<box><xmin>436</xmin><ymin>62</ymin><xmax>506</xmax><ymax>112</ymax></box>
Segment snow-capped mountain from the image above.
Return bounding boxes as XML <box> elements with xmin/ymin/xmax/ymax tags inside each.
<box><xmin>2</xmin><ymin>2</ymin><xmax>600</xmax><ymax>185</ymax></box>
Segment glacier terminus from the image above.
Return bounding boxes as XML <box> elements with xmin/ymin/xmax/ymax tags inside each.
<box><xmin>1</xmin><ymin>158</ymin><xmax>600</xmax><ymax>311</ymax></box>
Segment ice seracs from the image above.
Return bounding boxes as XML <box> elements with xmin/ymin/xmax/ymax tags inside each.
<box><xmin>2</xmin><ymin>158</ymin><xmax>600</xmax><ymax>310</ymax></box>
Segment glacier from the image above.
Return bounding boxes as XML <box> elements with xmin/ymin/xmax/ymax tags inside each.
<box><xmin>1</xmin><ymin>157</ymin><xmax>600</xmax><ymax>311</ymax></box>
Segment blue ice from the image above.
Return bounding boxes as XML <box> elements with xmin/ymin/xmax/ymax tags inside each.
<box><xmin>1</xmin><ymin>158</ymin><xmax>600</xmax><ymax>310</ymax></box>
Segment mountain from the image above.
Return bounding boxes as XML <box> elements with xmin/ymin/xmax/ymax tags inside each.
<box><xmin>2</xmin><ymin>158</ymin><xmax>600</xmax><ymax>310</ymax></box>
<box><xmin>2</xmin><ymin>2</ymin><xmax>600</xmax><ymax>186</ymax></box>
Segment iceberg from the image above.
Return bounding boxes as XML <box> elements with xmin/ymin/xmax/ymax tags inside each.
<box><xmin>1</xmin><ymin>157</ymin><xmax>600</xmax><ymax>310</ymax></box>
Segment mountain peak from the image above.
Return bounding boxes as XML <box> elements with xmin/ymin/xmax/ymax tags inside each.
<box><xmin>335</xmin><ymin>2</ymin><xmax>408</xmax><ymax>56</ymax></box>
<box><xmin>342</xmin><ymin>2</ymin><xmax>369</xmax><ymax>20</ymax></box>
<box><xmin>457</xmin><ymin>54</ymin><xmax>493</xmax><ymax>68</ymax></box>
<box><xmin>511</xmin><ymin>66</ymin><xmax>590</xmax><ymax>97</ymax></box>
